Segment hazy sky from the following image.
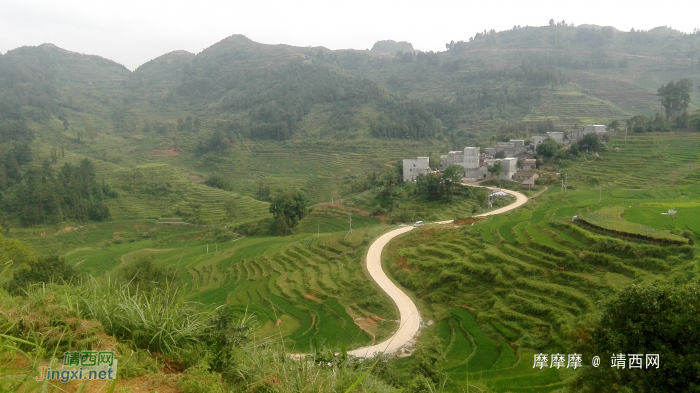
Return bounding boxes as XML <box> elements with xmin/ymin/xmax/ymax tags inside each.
<box><xmin>1</xmin><ymin>0</ymin><xmax>698</xmax><ymax>70</ymax></box>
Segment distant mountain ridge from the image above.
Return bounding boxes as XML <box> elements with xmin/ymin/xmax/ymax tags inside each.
<box><xmin>371</xmin><ymin>40</ymin><xmax>415</xmax><ymax>53</ymax></box>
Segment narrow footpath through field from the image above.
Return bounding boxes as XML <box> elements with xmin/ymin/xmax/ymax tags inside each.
<box><xmin>348</xmin><ymin>185</ymin><xmax>528</xmax><ymax>358</ymax></box>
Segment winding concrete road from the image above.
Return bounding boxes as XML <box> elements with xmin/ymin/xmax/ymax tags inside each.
<box><xmin>348</xmin><ymin>185</ymin><xmax>528</xmax><ymax>358</ymax></box>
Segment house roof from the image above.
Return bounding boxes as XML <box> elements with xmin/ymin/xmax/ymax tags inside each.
<box><xmin>515</xmin><ymin>151</ymin><xmax>535</xmax><ymax>159</ymax></box>
<box><xmin>515</xmin><ymin>170</ymin><xmax>537</xmax><ymax>178</ymax></box>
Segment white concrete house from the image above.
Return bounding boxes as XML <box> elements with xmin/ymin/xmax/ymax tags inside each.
<box><xmin>403</xmin><ymin>157</ymin><xmax>430</xmax><ymax>181</ymax></box>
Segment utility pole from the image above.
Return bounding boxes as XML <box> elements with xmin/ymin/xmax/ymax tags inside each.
<box><xmin>348</xmin><ymin>213</ymin><xmax>352</xmax><ymax>233</ymax></box>
<box><xmin>206</xmin><ymin>244</ymin><xmax>209</xmax><ymax>254</ymax></box>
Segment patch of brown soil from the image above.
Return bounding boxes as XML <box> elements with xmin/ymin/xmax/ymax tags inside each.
<box><xmin>394</xmin><ymin>256</ymin><xmax>408</xmax><ymax>270</ymax></box>
<box><xmin>303</xmin><ymin>292</ymin><xmax>322</xmax><ymax>302</ymax></box>
<box><xmin>275</xmin><ymin>318</ymin><xmax>282</xmax><ymax>327</ymax></box>
<box><xmin>188</xmin><ymin>174</ymin><xmax>206</xmax><ymax>183</ymax></box>
<box><xmin>40</xmin><ymin>232</ymin><xmax>47</xmax><ymax>237</ymax></box>
<box><xmin>149</xmin><ymin>148</ymin><xmax>179</xmax><ymax>157</ymax></box>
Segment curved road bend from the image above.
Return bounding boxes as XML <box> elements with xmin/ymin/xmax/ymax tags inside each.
<box><xmin>348</xmin><ymin>185</ymin><xmax>528</xmax><ymax>358</ymax></box>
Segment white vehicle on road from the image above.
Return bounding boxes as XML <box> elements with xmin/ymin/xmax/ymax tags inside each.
<box><xmin>413</xmin><ymin>221</ymin><xmax>423</xmax><ymax>227</ymax></box>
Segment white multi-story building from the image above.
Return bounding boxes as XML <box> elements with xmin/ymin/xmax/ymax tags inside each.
<box><xmin>484</xmin><ymin>157</ymin><xmax>518</xmax><ymax>180</ymax></box>
<box><xmin>403</xmin><ymin>157</ymin><xmax>430</xmax><ymax>181</ymax></box>
<box><xmin>441</xmin><ymin>147</ymin><xmax>480</xmax><ymax>170</ymax></box>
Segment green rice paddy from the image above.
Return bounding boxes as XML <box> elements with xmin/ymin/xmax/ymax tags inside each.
<box><xmin>382</xmin><ymin>133</ymin><xmax>700</xmax><ymax>392</ymax></box>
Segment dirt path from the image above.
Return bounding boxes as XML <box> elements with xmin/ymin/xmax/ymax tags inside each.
<box><xmin>348</xmin><ymin>185</ymin><xmax>528</xmax><ymax>358</ymax></box>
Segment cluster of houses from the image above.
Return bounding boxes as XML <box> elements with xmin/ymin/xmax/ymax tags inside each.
<box><xmin>402</xmin><ymin>125</ymin><xmax>607</xmax><ymax>189</ymax></box>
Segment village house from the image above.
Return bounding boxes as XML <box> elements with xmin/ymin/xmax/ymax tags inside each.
<box><xmin>521</xmin><ymin>158</ymin><xmax>537</xmax><ymax>170</ymax></box>
<box><xmin>513</xmin><ymin>170</ymin><xmax>539</xmax><ymax>189</ymax></box>
<box><xmin>402</xmin><ymin>157</ymin><xmax>429</xmax><ymax>182</ymax></box>
<box><xmin>569</xmin><ymin>124</ymin><xmax>607</xmax><ymax>144</ymax></box>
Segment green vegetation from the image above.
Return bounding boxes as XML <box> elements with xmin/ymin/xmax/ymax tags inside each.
<box><xmin>3</xmin><ymin>158</ymin><xmax>113</xmax><ymax>226</ymax></box>
<box><xmin>269</xmin><ymin>188</ymin><xmax>312</xmax><ymax>235</ymax></box>
<box><xmin>571</xmin><ymin>282</ymin><xmax>700</xmax><ymax>392</ymax></box>
<box><xmin>578</xmin><ymin>206</ymin><xmax>689</xmax><ymax>244</ymax></box>
<box><xmin>0</xmin><ymin>277</ymin><xmax>397</xmax><ymax>392</ymax></box>
<box><xmin>381</xmin><ymin>133</ymin><xmax>700</xmax><ymax>391</ymax></box>
<box><xmin>1</xmin><ymin>23</ymin><xmax>700</xmax><ymax>392</ymax></box>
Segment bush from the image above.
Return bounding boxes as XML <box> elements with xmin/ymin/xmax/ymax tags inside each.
<box><xmin>7</xmin><ymin>255</ymin><xmax>78</xmax><ymax>294</ymax></box>
<box><xmin>204</xmin><ymin>175</ymin><xmax>232</xmax><ymax>191</ymax></box>
<box><xmin>178</xmin><ymin>363</ymin><xmax>225</xmax><ymax>393</ymax></box>
<box><xmin>120</xmin><ymin>254</ymin><xmax>179</xmax><ymax>292</ymax></box>
<box><xmin>117</xmin><ymin>347</ymin><xmax>161</xmax><ymax>378</ymax></box>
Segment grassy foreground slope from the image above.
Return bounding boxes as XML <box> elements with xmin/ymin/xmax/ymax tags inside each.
<box><xmin>14</xmin><ymin>202</ymin><xmax>400</xmax><ymax>353</ymax></box>
<box><xmin>384</xmin><ymin>133</ymin><xmax>700</xmax><ymax>392</ymax></box>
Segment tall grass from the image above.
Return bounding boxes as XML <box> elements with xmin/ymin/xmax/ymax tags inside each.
<box><xmin>24</xmin><ymin>278</ymin><xmax>222</xmax><ymax>356</ymax></box>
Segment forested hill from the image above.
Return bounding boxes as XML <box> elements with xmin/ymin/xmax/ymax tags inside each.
<box><xmin>0</xmin><ymin>26</ymin><xmax>699</xmax><ymax>227</ymax></box>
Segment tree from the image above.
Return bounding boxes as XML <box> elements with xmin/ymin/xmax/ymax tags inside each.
<box><xmin>576</xmin><ymin>133</ymin><xmax>601</xmax><ymax>152</ymax></box>
<box><xmin>443</xmin><ymin>165</ymin><xmax>464</xmax><ymax>202</ymax></box>
<box><xmin>204</xmin><ymin>175</ymin><xmax>231</xmax><ymax>191</ymax></box>
<box><xmin>488</xmin><ymin>160</ymin><xmax>502</xmax><ymax>179</ymax></box>
<box><xmin>269</xmin><ymin>189</ymin><xmax>310</xmax><ymax>235</ymax></box>
<box><xmin>657</xmin><ymin>78</ymin><xmax>693</xmax><ymax>120</ymax></box>
<box><xmin>627</xmin><ymin>115</ymin><xmax>649</xmax><ymax>133</ymax></box>
<box><xmin>571</xmin><ymin>282</ymin><xmax>700</xmax><ymax>392</ymax></box>
<box><xmin>257</xmin><ymin>182</ymin><xmax>271</xmax><ymax>202</ymax></box>
<box><xmin>536</xmin><ymin>137</ymin><xmax>561</xmax><ymax>160</ymax></box>
<box><xmin>608</xmin><ymin>120</ymin><xmax>620</xmax><ymax>130</ymax></box>
<box><xmin>415</xmin><ymin>173</ymin><xmax>442</xmax><ymax>201</ymax></box>
<box><xmin>7</xmin><ymin>255</ymin><xmax>78</xmax><ymax>294</ymax></box>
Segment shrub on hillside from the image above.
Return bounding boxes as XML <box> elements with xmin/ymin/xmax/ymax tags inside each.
<box><xmin>6</xmin><ymin>255</ymin><xmax>78</xmax><ymax>294</ymax></box>
<box><xmin>120</xmin><ymin>254</ymin><xmax>179</xmax><ymax>292</ymax></box>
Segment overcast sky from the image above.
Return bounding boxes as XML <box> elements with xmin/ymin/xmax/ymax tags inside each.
<box><xmin>1</xmin><ymin>0</ymin><xmax>698</xmax><ymax>70</ymax></box>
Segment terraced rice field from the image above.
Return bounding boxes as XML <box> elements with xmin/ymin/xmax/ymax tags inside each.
<box><xmin>32</xmin><ymin>142</ymin><xmax>272</xmax><ymax>225</ymax></box>
<box><xmin>562</xmin><ymin>133</ymin><xmax>700</xmax><ymax>189</ymax></box>
<box><xmin>189</xmin><ymin>229</ymin><xmax>399</xmax><ymax>351</ymax></box>
<box><xmin>52</xmin><ymin>218</ymin><xmax>399</xmax><ymax>353</ymax></box>
<box><xmin>191</xmin><ymin>138</ymin><xmax>446</xmax><ymax>202</ymax></box>
<box><xmin>523</xmin><ymin>85</ymin><xmax>632</xmax><ymax>126</ymax></box>
<box><xmin>384</xmin><ymin>137</ymin><xmax>700</xmax><ymax>391</ymax></box>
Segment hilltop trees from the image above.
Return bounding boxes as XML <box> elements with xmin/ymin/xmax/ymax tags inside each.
<box><xmin>657</xmin><ymin>78</ymin><xmax>693</xmax><ymax>120</ymax></box>
<box><xmin>269</xmin><ymin>188</ymin><xmax>311</xmax><ymax>235</ymax></box>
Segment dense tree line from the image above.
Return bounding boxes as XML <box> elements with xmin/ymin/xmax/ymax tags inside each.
<box><xmin>657</xmin><ymin>78</ymin><xmax>693</xmax><ymax>120</ymax></box>
<box><xmin>370</xmin><ymin>99</ymin><xmax>442</xmax><ymax>139</ymax></box>
<box><xmin>179</xmin><ymin>60</ymin><xmax>383</xmax><ymax>141</ymax></box>
<box><xmin>2</xmin><ymin>158</ymin><xmax>113</xmax><ymax>226</ymax></box>
<box><xmin>0</xmin><ymin>121</ymin><xmax>34</xmax><ymax>192</ymax></box>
